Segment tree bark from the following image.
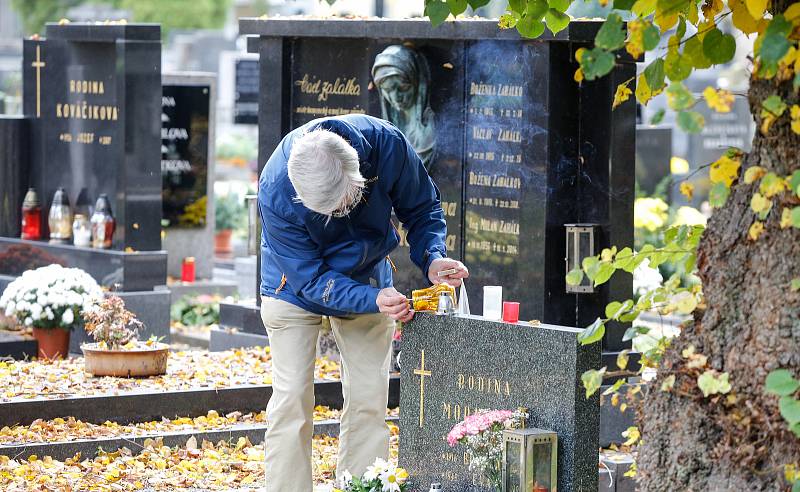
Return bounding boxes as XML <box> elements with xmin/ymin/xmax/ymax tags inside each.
<box><xmin>637</xmin><ymin>18</ymin><xmax>800</xmax><ymax>490</ymax></box>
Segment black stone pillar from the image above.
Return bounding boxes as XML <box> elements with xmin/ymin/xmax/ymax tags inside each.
<box><xmin>0</xmin><ymin>116</ymin><xmax>30</xmax><ymax>238</ymax></box>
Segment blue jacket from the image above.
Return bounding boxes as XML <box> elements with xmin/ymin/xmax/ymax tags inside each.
<box><xmin>258</xmin><ymin>114</ymin><xmax>447</xmax><ymax>316</ymax></box>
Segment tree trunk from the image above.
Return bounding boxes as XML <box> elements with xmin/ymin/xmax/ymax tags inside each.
<box><xmin>637</xmin><ymin>8</ymin><xmax>800</xmax><ymax>489</ymax></box>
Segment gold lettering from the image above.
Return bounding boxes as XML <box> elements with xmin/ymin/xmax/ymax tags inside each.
<box><xmin>478</xmin><ymin>376</ymin><xmax>485</xmax><ymax>392</ymax></box>
<box><xmin>458</xmin><ymin>374</ymin><xmax>465</xmax><ymax>390</ymax></box>
<box><xmin>442</xmin><ymin>402</ymin><xmax>451</xmax><ymax>419</ymax></box>
<box><xmin>494</xmin><ymin>380</ymin><xmax>501</xmax><ymax>395</ymax></box>
<box><xmin>99</xmin><ymin>81</ymin><xmax>104</xmax><ymax>94</ymax></box>
<box><xmin>468</xmin><ymin>376</ymin><xmax>474</xmax><ymax>391</ymax></box>
<box><xmin>56</xmin><ymin>103</ymin><xmax>62</xmax><ymax>117</ymax></box>
<box><xmin>505</xmin><ymin>382</ymin><xmax>511</xmax><ymax>396</ymax></box>
<box><xmin>70</xmin><ymin>80</ymin><xmax>75</xmax><ymax>93</ymax></box>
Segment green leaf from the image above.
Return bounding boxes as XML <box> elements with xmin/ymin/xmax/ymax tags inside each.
<box><xmin>595</xmin><ymin>13</ymin><xmax>626</xmax><ymax>51</ymax></box>
<box><xmin>581</xmin><ymin>367</ymin><xmax>606</xmax><ymax>398</ymax></box>
<box><xmin>650</xmin><ymin>108</ymin><xmax>666</xmax><ymax>125</ymax></box>
<box><xmin>517</xmin><ymin>14</ymin><xmax>546</xmax><ymax>37</ymax></box>
<box><xmin>622</xmin><ymin>326</ymin><xmax>649</xmax><ymax>342</ymax></box>
<box><xmin>789</xmin><ymin>170</ymin><xmax>800</xmax><ymax>197</ymax></box>
<box><xmin>643</xmin><ymin>23</ymin><xmax>661</xmax><ymax>51</ymax></box>
<box><xmin>762</xmin><ymin>94</ymin><xmax>788</xmax><ymax>117</ymax></box>
<box><xmin>765</xmin><ymin>369</ymin><xmax>800</xmax><ymax>397</ymax></box>
<box><xmin>697</xmin><ymin>371</ymin><xmax>732</xmax><ymax>397</ymax></box>
<box><xmin>709</xmin><ymin>182</ymin><xmax>730</xmax><ymax>208</ymax></box>
<box><xmin>578</xmin><ymin>318</ymin><xmax>606</xmax><ymax>345</ymax></box>
<box><xmin>468</xmin><ymin>0</ymin><xmax>491</xmax><ymax>8</ymax></box>
<box><xmin>759</xmin><ymin>33</ymin><xmax>791</xmax><ymax>66</ymax></box>
<box><xmin>703</xmin><ymin>29</ymin><xmax>736</xmax><ymax>65</ymax></box>
<box><xmin>603</xmin><ymin>378</ymin><xmax>626</xmax><ymax>395</ymax></box>
<box><xmin>548</xmin><ymin>0</ymin><xmax>570</xmax><ymax>12</ymax></box>
<box><xmin>791</xmin><ymin>278</ymin><xmax>800</xmax><ymax>292</ymax></box>
<box><xmin>509</xmin><ymin>0</ymin><xmax>527</xmax><ymax>14</ymax></box>
<box><xmin>644</xmin><ymin>58</ymin><xmax>666</xmax><ymax>92</ymax></box>
<box><xmin>677</xmin><ymin>110</ymin><xmax>705</xmax><ymax>133</ymax></box>
<box><xmin>791</xmin><ymin>207</ymin><xmax>800</xmax><ymax>228</ymax></box>
<box><xmin>583</xmin><ymin>255</ymin><xmax>600</xmax><ymax>279</ymax></box>
<box><xmin>566</xmin><ymin>268</ymin><xmax>584</xmax><ymax>286</ymax></box>
<box><xmin>765</xmin><ymin>14</ymin><xmax>792</xmax><ymax>37</ymax></box>
<box><xmin>793</xmin><ymin>478</ymin><xmax>800</xmax><ymax>492</ymax></box>
<box><xmin>613</xmin><ymin>0</ymin><xmax>636</xmax><ymax>9</ymax></box>
<box><xmin>613</xmin><ymin>247</ymin><xmax>637</xmax><ymax>272</ymax></box>
<box><xmin>544</xmin><ymin>8</ymin><xmax>570</xmax><ymax>34</ymax></box>
<box><xmin>685</xmin><ymin>36</ymin><xmax>712</xmax><ymax>69</ymax></box>
<box><xmin>526</xmin><ymin>0</ymin><xmax>550</xmax><ymax>18</ymax></box>
<box><xmin>665</xmin><ymin>50</ymin><xmax>692</xmax><ymax>82</ymax></box>
<box><xmin>593</xmin><ymin>262</ymin><xmax>615</xmax><ymax>286</ymax></box>
<box><xmin>446</xmin><ymin>0</ymin><xmax>469</xmax><ymax>15</ymax></box>
<box><xmin>580</xmin><ymin>48</ymin><xmax>615</xmax><ymax>80</ymax></box>
<box><xmin>616</xmin><ymin>349</ymin><xmax>630</xmax><ymax>370</ymax></box>
<box><xmin>605</xmin><ymin>301</ymin><xmax>623</xmax><ymax>319</ymax></box>
<box><xmin>632</xmin><ymin>0</ymin><xmax>657</xmax><ymax>17</ymax></box>
<box><xmin>666</xmin><ymin>82</ymin><xmax>695</xmax><ymax>111</ymax></box>
<box><xmin>780</xmin><ymin>395</ymin><xmax>800</xmax><ymax>424</ymax></box>
<box><xmin>425</xmin><ymin>1</ymin><xmax>451</xmax><ymax>26</ymax></box>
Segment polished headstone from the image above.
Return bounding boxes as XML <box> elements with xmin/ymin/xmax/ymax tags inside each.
<box><xmin>0</xmin><ymin>116</ymin><xmax>29</xmax><ymax>239</ymax></box>
<box><xmin>161</xmin><ymin>73</ymin><xmax>216</xmax><ymax>279</ymax></box>
<box><xmin>399</xmin><ymin>313</ymin><xmax>600</xmax><ymax>492</ymax></box>
<box><xmin>22</xmin><ymin>23</ymin><xmax>162</xmax><ymax>252</ymax></box>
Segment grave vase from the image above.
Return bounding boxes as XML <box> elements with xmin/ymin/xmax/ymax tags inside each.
<box><xmin>214</xmin><ymin>229</ymin><xmax>233</xmax><ymax>256</ymax></box>
<box><xmin>32</xmin><ymin>327</ymin><xmax>70</xmax><ymax>359</ymax></box>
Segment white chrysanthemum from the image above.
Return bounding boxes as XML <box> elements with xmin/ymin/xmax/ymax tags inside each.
<box><xmin>61</xmin><ymin>309</ymin><xmax>74</xmax><ymax>325</ymax></box>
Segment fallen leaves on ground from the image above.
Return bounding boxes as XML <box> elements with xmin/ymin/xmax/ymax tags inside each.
<box><xmin>0</xmin><ymin>407</ymin><xmax>399</xmax><ymax>446</ymax></box>
<box><xmin>0</xmin><ymin>348</ymin><xmax>341</xmax><ymax>402</ymax></box>
<box><xmin>0</xmin><ymin>423</ymin><xmax>401</xmax><ymax>491</ymax></box>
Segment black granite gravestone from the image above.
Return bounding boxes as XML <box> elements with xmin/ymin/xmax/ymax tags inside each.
<box><xmin>22</xmin><ymin>23</ymin><xmax>162</xmax><ymax>252</ymax></box>
<box><xmin>0</xmin><ymin>116</ymin><xmax>29</xmax><ymax>238</ymax></box>
<box><xmin>400</xmin><ymin>313</ymin><xmax>600</xmax><ymax>491</ymax></box>
<box><xmin>238</xmin><ymin>18</ymin><xmax>635</xmax><ymax>353</ymax></box>
<box><xmin>234</xmin><ymin>58</ymin><xmax>259</xmax><ymax>125</ymax></box>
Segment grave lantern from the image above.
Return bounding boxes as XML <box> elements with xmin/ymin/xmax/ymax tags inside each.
<box><xmin>564</xmin><ymin>224</ymin><xmax>598</xmax><ymax>294</ymax></box>
<box><xmin>502</xmin><ymin>427</ymin><xmax>557</xmax><ymax>492</ymax></box>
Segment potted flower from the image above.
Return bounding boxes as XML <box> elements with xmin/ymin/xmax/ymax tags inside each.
<box><xmin>214</xmin><ymin>193</ymin><xmax>244</xmax><ymax>256</ymax></box>
<box><xmin>0</xmin><ymin>264</ymin><xmax>101</xmax><ymax>359</ymax></box>
<box><xmin>81</xmin><ymin>296</ymin><xmax>170</xmax><ymax>377</ymax></box>
<box><xmin>447</xmin><ymin>409</ymin><xmax>528</xmax><ymax>490</ymax></box>
<box><xmin>335</xmin><ymin>457</ymin><xmax>410</xmax><ymax>492</ymax></box>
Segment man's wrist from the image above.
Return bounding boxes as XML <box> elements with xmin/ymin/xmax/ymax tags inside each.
<box><xmin>423</xmin><ymin>251</ymin><xmax>445</xmax><ymax>278</ymax></box>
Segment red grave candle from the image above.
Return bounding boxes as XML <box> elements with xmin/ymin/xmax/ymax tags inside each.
<box><xmin>21</xmin><ymin>188</ymin><xmax>42</xmax><ymax>240</ymax></box>
<box><xmin>181</xmin><ymin>257</ymin><xmax>196</xmax><ymax>283</ymax></box>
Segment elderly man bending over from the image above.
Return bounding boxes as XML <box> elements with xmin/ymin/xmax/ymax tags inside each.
<box><xmin>258</xmin><ymin>114</ymin><xmax>468</xmax><ymax>491</ymax></box>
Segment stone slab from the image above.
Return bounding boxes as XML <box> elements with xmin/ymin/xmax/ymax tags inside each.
<box><xmin>0</xmin><ymin>417</ymin><xmax>399</xmax><ymax>461</ymax></box>
<box><xmin>219</xmin><ymin>300</ymin><xmax>265</xmax><ymax>335</ymax></box>
<box><xmin>0</xmin><ymin>331</ymin><xmax>37</xmax><ymax>360</ymax></box>
<box><xmin>69</xmin><ymin>290</ymin><xmax>172</xmax><ymax>355</ymax></box>
<box><xmin>209</xmin><ymin>326</ymin><xmax>269</xmax><ymax>351</ymax></box>
<box><xmin>157</xmin><ymin>280</ymin><xmax>238</xmax><ymax>303</ymax></box>
<box><xmin>400</xmin><ymin>314</ymin><xmax>600</xmax><ymax>492</ymax></box>
<box><xmin>0</xmin><ymin>377</ymin><xmax>400</xmax><ymax>427</ymax></box>
<box><xmin>0</xmin><ymin>238</ymin><xmax>167</xmax><ymax>292</ymax></box>
<box><xmin>600</xmin><ymin>452</ymin><xmax>636</xmax><ymax>492</ymax></box>
<box><xmin>599</xmin><ymin>383</ymin><xmax>637</xmax><ymax>448</ymax></box>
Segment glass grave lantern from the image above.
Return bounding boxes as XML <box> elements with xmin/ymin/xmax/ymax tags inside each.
<box><xmin>502</xmin><ymin>428</ymin><xmax>557</xmax><ymax>492</ymax></box>
<box><xmin>564</xmin><ymin>223</ymin><xmax>598</xmax><ymax>294</ymax></box>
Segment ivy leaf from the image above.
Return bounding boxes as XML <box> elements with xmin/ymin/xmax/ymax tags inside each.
<box><xmin>644</xmin><ymin>58</ymin><xmax>666</xmax><ymax>92</ymax></box>
<box><xmin>650</xmin><ymin>108</ymin><xmax>666</xmax><ymax>125</ymax></box>
<box><xmin>581</xmin><ymin>367</ymin><xmax>606</xmax><ymax>398</ymax></box>
<box><xmin>580</xmin><ymin>48</ymin><xmax>615</xmax><ymax>80</ymax></box>
<box><xmin>666</xmin><ymin>82</ymin><xmax>695</xmax><ymax>111</ymax></box>
<box><xmin>703</xmin><ymin>29</ymin><xmax>737</xmax><ymax>65</ymax></box>
<box><xmin>697</xmin><ymin>370</ymin><xmax>732</xmax><ymax>397</ymax></box>
<box><xmin>780</xmin><ymin>396</ymin><xmax>800</xmax><ymax>424</ymax></box>
<box><xmin>596</xmin><ymin>13</ymin><xmax>626</xmax><ymax>51</ymax></box>
<box><xmin>766</xmin><ymin>369</ymin><xmax>800</xmax><ymax>397</ymax></box>
<box><xmin>566</xmin><ymin>268</ymin><xmax>584</xmax><ymax>286</ymax></box>
<box><xmin>709</xmin><ymin>182</ymin><xmax>731</xmax><ymax>208</ymax></box>
<box><xmin>677</xmin><ymin>110</ymin><xmax>705</xmax><ymax>133</ymax></box>
<box><xmin>517</xmin><ymin>14</ymin><xmax>546</xmax><ymax>38</ymax></box>
<box><xmin>425</xmin><ymin>1</ymin><xmax>451</xmax><ymax>27</ymax></box>
<box><xmin>544</xmin><ymin>8</ymin><xmax>570</xmax><ymax>35</ymax></box>
<box><xmin>467</xmin><ymin>0</ymin><xmax>491</xmax><ymax>9</ymax></box>
<box><xmin>446</xmin><ymin>0</ymin><xmax>469</xmax><ymax>15</ymax></box>
<box><xmin>578</xmin><ymin>318</ymin><xmax>606</xmax><ymax>345</ymax></box>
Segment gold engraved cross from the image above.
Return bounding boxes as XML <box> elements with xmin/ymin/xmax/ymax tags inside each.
<box><xmin>413</xmin><ymin>350</ymin><xmax>432</xmax><ymax>427</ymax></box>
<box><xmin>31</xmin><ymin>45</ymin><xmax>45</xmax><ymax>118</ymax></box>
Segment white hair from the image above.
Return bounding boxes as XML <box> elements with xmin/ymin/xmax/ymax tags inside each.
<box><xmin>287</xmin><ymin>129</ymin><xmax>365</xmax><ymax>217</ymax></box>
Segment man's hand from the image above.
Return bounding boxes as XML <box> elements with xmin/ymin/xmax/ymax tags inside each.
<box><xmin>428</xmin><ymin>258</ymin><xmax>469</xmax><ymax>287</ymax></box>
<box><xmin>376</xmin><ymin>287</ymin><xmax>414</xmax><ymax>322</ymax></box>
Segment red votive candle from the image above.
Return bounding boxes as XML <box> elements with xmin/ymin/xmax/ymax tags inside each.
<box><xmin>502</xmin><ymin>302</ymin><xmax>520</xmax><ymax>323</ymax></box>
<box><xmin>181</xmin><ymin>257</ymin><xmax>196</xmax><ymax>283</ymax></box>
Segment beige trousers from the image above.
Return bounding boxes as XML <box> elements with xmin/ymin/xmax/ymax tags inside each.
<box><xmin>260</xmin><ymin>296</ymin><xmax>395</xmax><ymax>492</ymax></box>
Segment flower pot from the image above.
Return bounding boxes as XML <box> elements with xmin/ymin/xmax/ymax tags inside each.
<box><xmin>214</xmin><ymin>229</ymin><xmax>233</xmax><ymax>256</ymax></box>
<box><xmin>32</xmin><ymin>327</ymin><xmax>70</xmax><ymax>359</ymax></box>
<box><xmin>81</xmin><ymin>342</ymin><xmax>169</xmax><ymax>377</ymax></box>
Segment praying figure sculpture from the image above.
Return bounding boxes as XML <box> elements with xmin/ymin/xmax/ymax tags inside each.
<box><xmin>371</xmin><ymin>45</ymin><xmax>436</xmax><ymax>169</ymax></box>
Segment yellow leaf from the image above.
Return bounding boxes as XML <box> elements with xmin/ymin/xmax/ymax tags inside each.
<box><xmin>613</xmin><ymin>83</ymin><xmax>633</xmax><ymax>109</ymax></box>
<box><xmin>731</xmin><ymin>0</ymin><xmax>762</xmax><ymax>34</ymax></box>
<box><xmin>703</xmin><ymin>87</ymin><xmax>734</xmax><ymax>113</ymax></box>
<box><xmin>750</xmin><ymin>192</ymin><xmax>772</xmax><ymax>214</ymax></box>
<box><xmin>744</xmin><ymin>166</ymin><xmax>767</xmax><ymax>184</ymax></box>
<box><xmin>680</xmin><ymin>182</ymin><xmax>694</xmax><ymax>200</ymax></box>
<box><xmin>760</xmin><ymin>172</ymin><xmax>786</xmax><ymax>197</ymax></box>
<box><xmin>748</xmin><ymin>221</ymin><xmax>765</xmax><ymax>240</ymax></box>
<box><xmin>575</xmin><ymin>47</ymin><xmax>586</xmax><ymax>63</ymax></box>
<box><xmin>761</xmin><ymin>114</ymin><xmax>776</xmax><ymax>135</ymax></box>
<box><xmin>636</xmin><ymin>73</ymin><xmax>653</xmax><ymax>104</ymax></box>
<box><xmin>574</xmin><ymin>67</ymin><xmax>584</xmax><ymax>84</ymax></box>
<box><xmin>626</xmin><ymin>19</ymin><xmax>646</xmax><ymax>58</ymax></box>
<box><xmin>622</xmin><ymin>426</ymin><xmax>640</xmax><ymax>446</ymax></box>
<box><xmin>745</xmin><ymin>0</ymin><xmax>768</xmax><ymax>19</ymax></box>
<box><xmin>786</xmin><ymin>3</ymin><xmax>800</xmax><ymax>23</ymax></box>
<box><xmin>709</xmin><ymin>155</ymin><xmax>741</xmax><ymax>186</ymax></box>
<box><xmin>791</xmin><ymin>105</ymin><xmax>800</xmax><ymax>134</ymax></box>
<box><xmin>780</xmin><ymin>207</ymin><xmax>793</xmax><ymax>228</ymax></box>
<box><xmin>702</xmin><ymin>0</ymin><xmax>724</xmax><ymax>19</ymax></box>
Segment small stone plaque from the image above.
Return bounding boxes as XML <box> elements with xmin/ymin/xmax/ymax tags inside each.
<box><xmin>399</xmin><ymin>313</ymin><xmax>600</xmax><ymax>492</ymax></box>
